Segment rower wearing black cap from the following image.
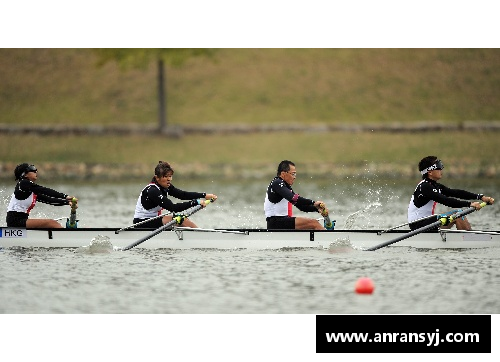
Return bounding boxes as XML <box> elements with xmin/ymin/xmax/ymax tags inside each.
<box><xmin>407</xmin><ymin>156</ymin><xmax>494</xmax><ymax>231</ymax></box>
<box><xmin>6</xmin><ymin>163</ymin><xmax>78</xmax><ymax>228</ymax></box>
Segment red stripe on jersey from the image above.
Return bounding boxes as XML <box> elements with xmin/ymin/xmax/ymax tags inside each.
<box><xmin>27</xmin><ymin>194</ymin><xmax>37</xmax><ymax>214</ymax></box>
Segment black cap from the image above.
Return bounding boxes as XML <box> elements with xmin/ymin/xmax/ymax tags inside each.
<box><xmin>14</xmin><ymin>163</ymin><xmax>36</xmax><ymax>180</ymax></box>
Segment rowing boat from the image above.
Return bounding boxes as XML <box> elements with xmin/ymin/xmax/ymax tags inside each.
<box><xmin>1</xmin><ymin>226</ymin><xmax>499</xmax><ymax>250</ymax></box>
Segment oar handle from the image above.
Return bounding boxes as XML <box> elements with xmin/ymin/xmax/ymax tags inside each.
<box><xmin>440</xmin><ymin>202</ymin><xmax>487</xmax><ymax>226</ymax></box>
<box><xmin>70</xmin><ymin>197</ymin><xmax>78</xmax><ymax>212</ymax></box>
<box><xmin>66</xmin><ymin>197</ymin><xmax>78</xmax><ymax>229</ymax></box>
<box><xmin>366</xmin><ymin>203</ymin><xmax>487</xmax><ymax>251</ymax></box>
<box><xmin>318</xmin><ymin>203</ymin><xmax>334</xmax><ymax>230</ymax></box>
<box><xmin>378</xmin><ymin>202</ymin><xmax>489</xmax><ymax>235</ymax></box>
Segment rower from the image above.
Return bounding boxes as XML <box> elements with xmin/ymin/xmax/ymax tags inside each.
<box><xmin>407</xmin><ymin>156</ymin><xmax>494</xmax><ymax>231</ymax></box>
<box><xmin>264</xmin><ymin>160</ymin><xmax>331</xmax><ymax>230</ymax></box>
<box><xmin>132</xmin><ymin>161</ymin><xmax>218</xmax><ymax>229</ymax></box>
<box><xmin>6</xmin><ymin>163</ymin><xmax>78</xmax><ymax>229</ymax></box>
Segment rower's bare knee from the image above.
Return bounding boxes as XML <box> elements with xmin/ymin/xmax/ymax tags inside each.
<box><xmin>181</xmin><ymin>218</ymin><xmax>198</xmax><ymax>228</ymax></box>
<box><xmin>455</xmin><ymin>217</ymin><xmax>472</xmax><ymax>231</ymax></box>
<box><xmin>295</xmin><ymin>217</ymin><xmax>324</xmax><ymax>230</ymax></box>
<box><xmin>162</xmin><ymin>215</ymin><xmax>198</xmax><ymax>228</ymax></box>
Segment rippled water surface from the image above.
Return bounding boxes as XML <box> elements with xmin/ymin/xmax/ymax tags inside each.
<box><xmin>1</xmin><ymin>178</ymin><xmax>499</xmax><ymax>314</ymax></box>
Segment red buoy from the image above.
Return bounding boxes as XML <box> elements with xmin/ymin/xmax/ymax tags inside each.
<box><xmin>355</xmin><ymin>277</ymin><xmax>375</xmax><ymax>294</ymax></box>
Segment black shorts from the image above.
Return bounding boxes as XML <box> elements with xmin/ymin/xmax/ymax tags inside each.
<box><xmin>132</xmin><ymin>218</ymin><xmax>164</xmax><ymax>229</ymax></box>
<box><xmin>266</xmin><ymin>216</ymin><xmax>295</xmax><ymax>230</ymax></box>
<box><xmin>6</xmin><ymin>211</ymin><xmax>29</xmax><ymax>228</ymax></box>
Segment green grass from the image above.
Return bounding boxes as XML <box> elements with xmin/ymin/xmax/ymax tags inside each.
<box><xmin>1</xmin><ymin>49</ymin><xmax>499</xmax><ymax>179</ymax></box>
<box><xmin>1</xmin><ymin>49</ymin><xmax>500</xmax><ymax>126</ymax></box>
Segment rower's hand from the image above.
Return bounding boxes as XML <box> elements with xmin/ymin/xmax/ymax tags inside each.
<box><xmin>199</xmin><ymin>197</ymin><xmax>216</xmax><ymax>208</ymax></box>
<box><xmin>470</xmin><ymin>201</ymin><xmax>483</xmax><ymax>210</ymax></box>
<box><xmin>67</xmin><ymin>196</ymin><xmax>78</xmax><ymax>209</ymax></box>
<box><xmin>206</xmin><ymin>194</ymin><xmax>218</xmax><ymax>202</ymax></box>
<box><xmin>315</xmin><ymin>201</ymin><xmax>329</xmax><ymax>217</ymax></box>
<box><xmin>481</xmin><ymin>196</ymin><xmax>495</xmax><ymax>205</ymax></box>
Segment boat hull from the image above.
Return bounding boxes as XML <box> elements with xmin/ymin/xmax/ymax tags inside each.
<box><xmin>1</xmin><ymin>227</ymin><xmax>500</xmax><ymax>250</ymax></box>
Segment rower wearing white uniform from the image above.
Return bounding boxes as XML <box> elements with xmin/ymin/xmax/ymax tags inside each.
<box><xmin>6</xmin><ymin>163</ymin><xmax>78</xmax><ymax>228</ymax></box>
<box><xmin>407</xmin><ymin>156</ymin><xmax>494</xmax><ymax>231</ymax></box>
<box><xmin>133</xmin><ymin>161</ymin><xmax>217</xmax><ymax>229</ymax></box>
<box><xmin>264</xmin><ymin>160</ymin><xmax>329</xmax><ymax>230</ymax></box>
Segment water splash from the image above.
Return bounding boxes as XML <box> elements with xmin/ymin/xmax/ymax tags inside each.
<box><xmin>74</xmin><ymin>234</ymin><xmax>116</xmax><ymax>254</ymax></box>
<box><xmin>342</xmin><ymin>202</ymin><xmax>382</xmax><ymax>229</ymax></box>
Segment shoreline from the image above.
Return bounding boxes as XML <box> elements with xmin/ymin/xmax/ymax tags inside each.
<box><xmin>1</xmin><ymin>162</ymin><xmax>498</xmax><ymax>181</ymax></box>
<box><xmin>1</xmin><ymin>121</ymin><xmax>500</xmax><ymax>137</ymax></box>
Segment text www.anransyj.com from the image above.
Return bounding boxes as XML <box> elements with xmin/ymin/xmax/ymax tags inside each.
<box><xmin>326</xmin><ymin>329</ymin><xmax>479</xmax><ymax>347</ymax></box>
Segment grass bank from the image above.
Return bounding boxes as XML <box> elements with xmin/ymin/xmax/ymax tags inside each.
<box><xmin>1</xmin><ymin>49</ymin><xmax>499</xmax><ymax>126</ymax></box>
<box><xmin>1</xmin><ymin>131</ymin><xmax>498</xmax><ymax>180</ymax></box>
<box><xmin>1</xmin><ymin>49</ymin><xmax>499</xmax><ymax>179</ymax></box>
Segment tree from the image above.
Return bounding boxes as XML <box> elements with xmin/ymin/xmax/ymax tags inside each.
<box><xmin>93</xmin><ymin>49</ymin><xmax>215</xmax><ymax>134</ymax></box>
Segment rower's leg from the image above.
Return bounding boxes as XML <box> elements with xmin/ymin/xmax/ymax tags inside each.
<box><xmin>454</xmin><ymin>216</ymin><xmax>472</xmax><ymax>231</ymax></box>
<box><xmin>26</xmin><ymin>219</ymin><xmax>63</xmax><ymax>228</ymax></box>
<box><xmin>294</xmin><ymin>217</ymin><xmax>325</xmax><ymax>230</ymax></box>
<box><xmin>179</xmin><ymin>218</ymin><xmax>198</xmax><ymax>228</ymax></box>
<box><xmin>162</xmin><ymin>215</ymin><xmax>198</xmax><ymax>228</ymax></box>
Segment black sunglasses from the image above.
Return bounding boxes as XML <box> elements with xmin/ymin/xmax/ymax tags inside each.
<box><xmin>26</xmin><ymin>165</ymin><xmax>37</xmax><ymax>173</ymax></box>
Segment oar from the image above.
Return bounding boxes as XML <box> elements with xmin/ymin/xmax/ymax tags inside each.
<box><xmin>365</xmin><ymin>202</ymin><xmax>487</xmax><ymax>251</ymax></box>
<box><xmin>376</xmin><ymin>211</ymin><xmax>458</xmax><ymax>235</ymax></box>
<box><xmin>115</xmin><ymin>212</ymin><xmax>172</xmax><ymax>234</ymax></box>
<box><xmin>319</xmin><ymin>203</ymin><xmax>335</xmax><ymax>230</ymax></box>
<box><xmin>66</xmin><ymin>197</ymin><xmax>78</xmax><ymax>229</ymax></box>
<box><xmin>323</xmin><ymin>214</ymin><xmax>335</xmax><ymax>230</ymax></box>
<box><xmin>172</xmin><ymin>227</ymin><xmax>249</xmax><ymax>235</ymax></box>
<box><xmin>122</xmin><ymin>199</ymin><xmax>213</xmax><ymax>251</ymax></box>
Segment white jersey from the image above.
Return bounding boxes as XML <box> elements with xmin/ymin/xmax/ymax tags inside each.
<box><xmin>264</xmin><ymin>176</ymin><xmax>316</xmax><ymax>218</ymax></box>
<box><xmin>264</xmin><ymin>195</ymin><xmax>291</xmax><ymax>218</ymax></box>
<box><xmin>134</xmin><ymin>183</ymin><xmax>163</xmax><ymax>219</ymax></box>
<box><xmin>407</xmin><ymin>180</ymin><xmax>437</xmax><ymax>223</ymax></box>
<box><xmin>7</xmin><ymin>193</ymin><xmax>37</xmax><ymax>214</ymax></box>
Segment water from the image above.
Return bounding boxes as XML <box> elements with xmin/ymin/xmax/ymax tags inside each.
<box><xmin>1</xmin><ymin>177</ymin><xmax>499</xmax><ymax>359</ymax></box>
<box><xmin>1</xmin><ymin>177</ymin><xmax>499</xmax><ymax>315</ymax></box>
